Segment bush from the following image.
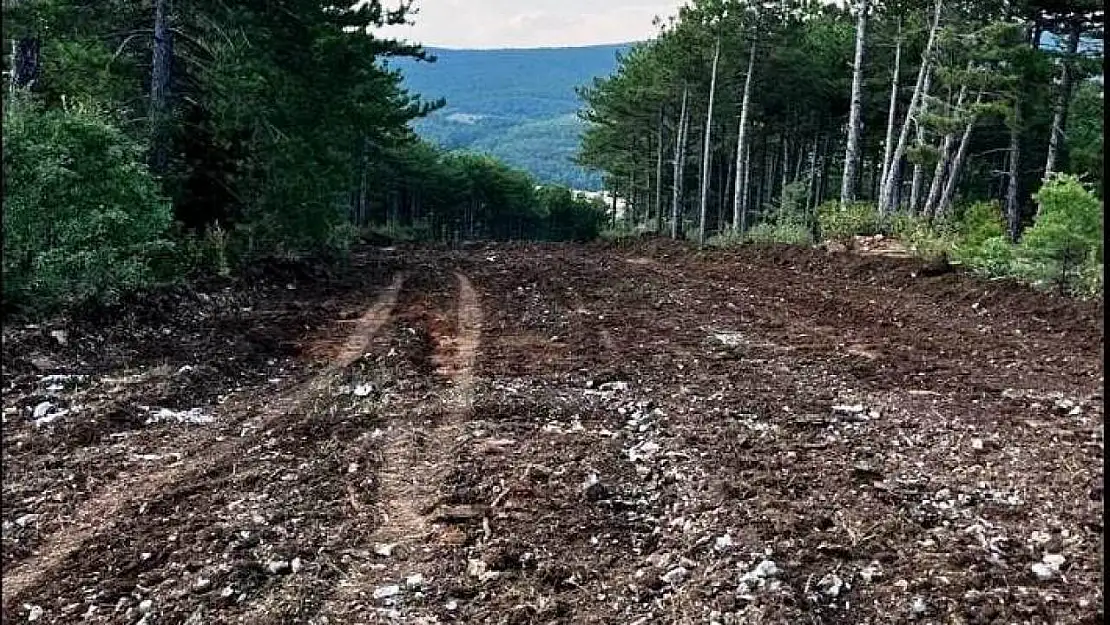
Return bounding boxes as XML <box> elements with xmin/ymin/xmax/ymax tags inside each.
<box><xmin>707</xmin><ymin>228</ymin><xmax>746</xmax><ymax>248</ymax></box>
<box><xmin>1019</xmin><ymin>174</ymin><xmax>1102</xmax><ymax>273</ymax></box>
<box><xmin>744</xmin><ymin>222</ymin><xmax>813</xmax><ymax>246</ymax></box>
<box><xmin>961</xmin><ymin>235</ymin><xmax>1015</xmax><ymax>275</ymax></box>
<box><xmin>956</xmin><ymin>201</ymin><xmax>1006</xmax><ymax>248</ymax></box>
<box><xmin>3</xmin><ymin>98</ymin><xmax>174</xmax><ymax>311</ymax></box>
<box><xmin>817</xmin><ymin>201</ymin><xmax>883</xmax><ymax>241</ymax></box>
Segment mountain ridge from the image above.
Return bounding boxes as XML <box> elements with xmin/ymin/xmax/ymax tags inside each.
<box><xmin>391</xmin><ymin>43</ymin><xmax>634</xmax><ymax>190</ymax></box>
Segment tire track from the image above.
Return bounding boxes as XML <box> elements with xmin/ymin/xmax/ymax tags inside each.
<box><xmin>1</xmin><ymin>274</ymin><xmax>406</xmax><ymax>613</ymax></box>
<box><xmin>314</xmin><ymin>272</ymin><xmax>480</xmax><ymax>622</ymax></box>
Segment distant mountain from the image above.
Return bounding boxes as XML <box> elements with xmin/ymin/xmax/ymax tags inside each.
<box><xmin>389</xmin><ymin>44</ymin><xmax>633</xmax><ymax>190</ymax></box>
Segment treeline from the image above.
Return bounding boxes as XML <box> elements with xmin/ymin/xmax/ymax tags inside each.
<box><xmin>1</xmin><ymin>0</ymin><xmax>604</xmax><ymax>313</ymax></box>
<box><xmin>577</xmin><ymin>0</ymin><xmax>1103</xmax><ymax>285</ymax></box>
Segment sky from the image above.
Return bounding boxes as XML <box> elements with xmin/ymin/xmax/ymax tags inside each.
<box><xmin>374</xmin><ymin>0</ymin><xmax>683</xmax><ymax>49</ymax></box>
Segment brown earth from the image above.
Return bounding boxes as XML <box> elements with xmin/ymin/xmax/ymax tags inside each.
<box><xmin>1</xmin><ymin>242</ymin><xmax>1103</xmax><ymax>624</ymax></box>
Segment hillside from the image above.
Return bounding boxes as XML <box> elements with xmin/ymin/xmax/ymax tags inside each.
<box><xmin>390</xmin><ymin>44</ymin><xmax>632</xmax><ymax>190</ymax></box>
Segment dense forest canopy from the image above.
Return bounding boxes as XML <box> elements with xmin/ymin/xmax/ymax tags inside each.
<box><xmin>577</xmin><ymin>0</ymin><xmax>1104</xmax><ymax>251</ymax></box>
<box><xmin>1</xmin><ymin>0</ymin><xmax>608</xmax><ymax>313</ymax></box>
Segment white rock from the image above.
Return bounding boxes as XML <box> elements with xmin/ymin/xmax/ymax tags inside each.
<box><xmin>832</xmin><ymin>404</ymin><xmax>865</xmax><ymax>415</ymax></box>
<box><xmin>49</xmin><ymin>329</ymin><xmax>67</xmax><ymax>345</ymax></box>
<box><xmin>818</xmin><ymin>573</ymin><xmax>844</xmax><ymax>598</ymax></box>
<box><xmin>194</xmin><ymin>577</ymin><xmax>211</xmax><ymax>591</ymax></box>
<box><xmin>1032</xmin><ymin>563</ymin><xmax>1056</xmax><ymax>579</ymax></box>
<box><xmin>373</xmin><ymin>543</ymin><xmax>396</xmax><ymax>557</ymax></box>
<box><xmin>661</xmin><ymin>566</ymin><xmax>688</xmax><ymax>585</ymax></box>
<box><xmin>406</xmin><ymin>573</ymin><xmax>424</xmax><ymax>588</ymax></box>
<box><xmin>372</xmin><ymin>585</ymin><xmax>401</xmax><ymax>600</ymax></box>
<box><xmin>741</xmin><ymin>559</ymin><xmax>779</xmax><ymax>584</ymax></box>
<box><xmin>353</xmin><ymin>383</ymin><xmax>374</xmax><ymax>397</ymax></box>
<box><xmin>14</xmin><ymin>514</ymin><xmax>39</xmax><ymax>528</ymax></box>
<box><xmin>32</xmin><ymin>402</ymin><xmax>53</xmax><ymax>419</ymax></box>
<box><xmin>466</xmin><ymin>559</ymin><xmax>487</xmax><ymax>578</ymax></box>
<box><xmin>291</xmin><ymin>557</ymin><xmax>303</xmax><ymax>573</ymax></box>
<box><xmin>971</xmin><ymin>438</ymin><xmax>984</xmax><ymax>450</ymax></box>
<box><xmin>910</xmin><ymin>597</ymin><xmax>927</xmax><ymax>616</ymax></box>
<box><xmin>138</xmin><ymin>599</ymin><xmax>153</xmax><ymax>614</ymax></box>
<box><xmin>26</xmin><ymin>605</ymin><xmax>43</xmax><ymax>621</ymax></box>
<box><xmin>266</xmin><ymin>560</ymin><xmax>291</xmax><ymax>574</ymax></box>
<box><xmin>445</xmin><ymin>600</ymin><xmax>458</xmax><ymax>611</ymax></box>
<box><xmin>1042</xmin><ymin>553</ymin><xmax>1066</xmax><ymax>568</ymax></box>
<box><xmin>859</xmin><ymin>563</ymin><xmax>882</xmax><ymax>583</ymax></box>
<box><xmin>714</xmin><ymin>534</ymin><xmax>733</xmax><ymax>551</ymax></box>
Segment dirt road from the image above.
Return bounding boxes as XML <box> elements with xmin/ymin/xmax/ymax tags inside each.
<box><xmin>2</xmin><ymin>242</ymin><xmax>1102</xmax><ymax>624</ymax></box>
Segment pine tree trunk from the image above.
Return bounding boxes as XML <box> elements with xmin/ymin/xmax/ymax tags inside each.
<box><xmin>654</xmin><ymin>107</ymin><xmax>665</xmax><ymax>233</ymax></box>
<box><xmin>879</xmin><ymin>0</ymin><xmax>943</xmax><ymax>213</ymax></box>
<box><xmin>1043</xmin><ymin>20</ymin><xmax>1082</xmax><ymax>180</ymax></box>
<box><xmin>922</xmin><ymin>67</ymin><xmax>966</xmax><ymax>220</ymax></box>
<box><xmin>732</xmin><ymin>41</ymin><xmax>757</xmax><ymax>230</ymax></box>
<box><xmin>672</xmin><ymin>85</ymin><xmax>690</xmax><ymax>239</ymax></box>
<box><xmin>907</xmin><ymin>65</ymin><xmax>930</xmax><ymax>214</ymax></box>
<box><xmin>740</xmin><ymin>138</ymin><xmax>752</xmax><ymax>232</ymax></box>
<box><xmin>1005</xmin><ymin>98</ymin><xmax>1022</xmax><ymax>242</ymax></box>
<box><xmin>880</xmin><ymin>19</ymin><xmax>902</xmax><ymax>200</ymax></box>
<box><xmin>11</xmin><ymin>37</ymin><xmax>41</xmax><ymax>92</ymax></box>
<box><xmin>936</xmin><ymin>92</ymin><xmax>983</xmax><ymax>220</ymax></box>
<box><xmin>780</xmin><ymin>136</ymin><xmax>789</xmax><ymax>211</ymax></box>
<box><xmin>150</xmin><ymin>0</ymin><xmax>174</xmax><ymax>175</ymax></box>
<box><xmin>698</xmin><ymin>36</ymin><xmax>722</xmax><ymax>246</ymax></box>
<box><xmin>840</xmin><ymin>0</ymin><xmax>870</xmax><ymax>207</ymax></box>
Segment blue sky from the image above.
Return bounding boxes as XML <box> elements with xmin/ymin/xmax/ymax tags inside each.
<box><xmin>376</xmin><ymin>0</ymin><xmax>682</xmax><ymax>49</ymax></box>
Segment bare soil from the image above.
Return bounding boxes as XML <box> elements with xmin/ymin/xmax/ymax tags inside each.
<box><xmin>2</xmin><ymin>242</ymin><xmax>1102</xmax><ymax>624</ymax></box>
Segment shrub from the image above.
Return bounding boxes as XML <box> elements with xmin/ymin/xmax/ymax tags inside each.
<box><xmin>817</xmin><ymin>201</ymin><xmax>882</xmax><ymax>241</ymax></box>
<box><xmin>1018</xmin><ymin>174</ymin><xmax>1102</xmax><ymax>291</ymax></box>
<box><xmin>961</xmin><ymin>235</ymin><xmax>1015</xmax><ymax>275</ymax></box>
<box><xmin>707</xmin><ymin>228</ymin><xmax>746</xmax><ymax>248</ymax></box>
<box><xmin>3</xmin><ymin>98</ymin><xmax>174</xmax><ymax>311</ymax></box>
<box><xmin>956</xmin><ymin>201</ymin><xmax>1006</xmax><ymax>248</ymax></box>
<box><xmin>744</xmin><ymin>222</ymin><xmax>813</xmax><ymax>246</ymax></box>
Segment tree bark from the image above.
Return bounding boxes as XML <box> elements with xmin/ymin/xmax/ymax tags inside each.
<box><xmin>654</xmin><ymin>107</ymin><xmax>665</xmax><ymax>233</ymax></box>
<box><xmin>935</xmin><ymin>92</ymin><xmax>983</xmax><ymax>220</ymax></box>
<box><xmin>732</xmin><ymin>41</ymin><xmax>757</xmax><ymax>230</ymax></box>
<box><xmin>879</xmin><ymin>0</ymin><xmax>943</xmax><ymax>214</ymax></box>
<box><xmin>907</xmin><ymin>64</ymin><xmax>933</xmax><ymax>214</ymax></box>
<box><xmin>740</xmin><ymin>137</ymin><xmax>752</xmax><ymax>232</ymax></box>
<box><xmin>840</xmin><ymin>0</ymin><xmax>870</xmax><ymax>207</ymax></box>
<box><xmin>1043</xmin><ymin>19</ymin><xmax>1082</xmax><ymax>180</ymax></box>
<box><xmin>150</xmin><ymin>0</ymin><xmax>174</xmax><ymax>175</ymax></box>
<box><xmin>698</xmin><ymin>36</ymin><xmax>722</xmax><ymax>245</ymax></box>
<box><xmin>671</xmin><ymin>84</ymin><xmax>690</xmax><ymax>239</ymax></box>
<box><xmin>11</xmin><ymin>37</ymin><xmax>41</xmax><ymax>92</ymax></box>
<box><xmin>880</xmin><ymin>20</ymin><xmax>902</xmax><ymax>204</ymax></box>
<box><xmin>1005</xmin><ymin>97</ymin><xmax>1022</xmax><ymax>242</ymax></box>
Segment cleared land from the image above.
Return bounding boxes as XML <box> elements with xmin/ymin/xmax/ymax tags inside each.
<box><xmin>2</xmin><ymin>242</ymin><xmax>1103</xmax><ymax>624</ymax></box>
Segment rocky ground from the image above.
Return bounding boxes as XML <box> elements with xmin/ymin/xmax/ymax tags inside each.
<box><xmin>2</xmin><ymin>241</ymin><xmax>1103</xmax><ymax>624</ymax></box>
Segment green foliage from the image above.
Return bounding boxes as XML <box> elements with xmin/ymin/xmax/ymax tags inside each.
<box><xmin>706</xmin><ymin>228</ymin><xmax>747</xmax><ymax>248</ymax></box>
<box><xmin>1018</xmin><ymin>173</ymin><xmax>1103</xmax><ymax>289</ymax></box>
<box><xmin>744</xmin><ymin>222</ymin><xmax>813</xmax><ymax>246</ymax></box>
<box><xmin>2</xmin><ymin>98</ymin><xmax>173</xmax><ymax>311</ymax></box>
<box><xmin>537</xmin><ymin>186</ymin><xmax>608</xmax><ymax>242</ymax></box>
<box><xmin>817</xmin><ymin>201</ymin><xmax>882</xmax><ymax>241</ymax></box>
<box><xmin>956</xmin><ymin>201</ymin><xmax>1006</xmax><ymax>247</ymax></box>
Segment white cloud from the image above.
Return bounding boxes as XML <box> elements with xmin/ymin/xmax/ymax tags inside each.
<box><xmin>374</xmin><ymin>0</ymin><xmax>681</xmax><ymax>48</ymax></box>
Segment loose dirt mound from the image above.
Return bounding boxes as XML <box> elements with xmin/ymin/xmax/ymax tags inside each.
<box><xmin>2</xmin><ymin>243</ymin><xmax>1102</xmax><ymax>624</ymax></box>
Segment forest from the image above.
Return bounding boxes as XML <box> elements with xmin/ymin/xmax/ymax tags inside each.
<box><xmin>2</xmin><ymin>0</ymin><xmax>607</xmax><ymax>313</ymax></box>
<box><xmin>2</xmin><ymin>3</ymin><xmax>1104</xmax><ymax>622</ymax></box>
<box><xmin>577</xmin><ymin>0</ymin><xmax>1103</xmax><ymax>293</ymax></box>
